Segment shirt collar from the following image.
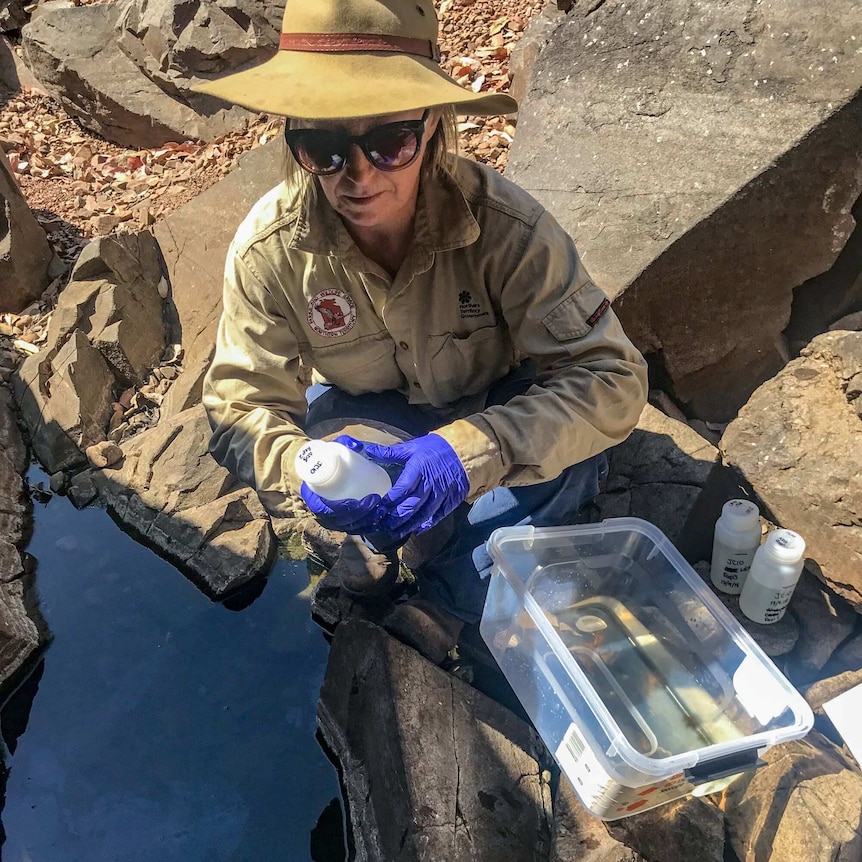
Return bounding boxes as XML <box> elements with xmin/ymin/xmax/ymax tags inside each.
<box><xmin>287</xmin><ymin>162</ymin><xmax>481</xmax><ymax>268</ymax></box>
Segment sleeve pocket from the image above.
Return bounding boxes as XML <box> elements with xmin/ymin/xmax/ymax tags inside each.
<box><xmin>542</xmin><ymin>280</ymin><xmax>610</xmax><ymax>341</ymax></box>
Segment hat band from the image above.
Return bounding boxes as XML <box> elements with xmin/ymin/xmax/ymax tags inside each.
<box><xmin>279</xmin><ymin>32</ymin><xmax>441</xmax><ymax>63</ymax></box>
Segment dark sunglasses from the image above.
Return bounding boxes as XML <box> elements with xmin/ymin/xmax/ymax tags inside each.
<box><xmin>284</xmin><ymin>110</ymin><xmax>431</xmax><ymax>176</ymax></box>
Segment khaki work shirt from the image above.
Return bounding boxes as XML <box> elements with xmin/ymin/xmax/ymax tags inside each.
<box><xmin>203</xmin><ymin>156</ymin><xmax>648</xmax><ymax>516</ymax></box>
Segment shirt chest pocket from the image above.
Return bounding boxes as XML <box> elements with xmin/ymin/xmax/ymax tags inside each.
<box><xmin>302</xmin><ymin>333</ymin><xmax>403</xmax><ymax>395</ymax></box>
<box><xmin>425</xmin><ymin>325</ymin><xmax>513</xmax><ymax>405</ymax></box>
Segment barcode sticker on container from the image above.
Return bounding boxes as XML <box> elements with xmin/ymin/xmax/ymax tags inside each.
<box><xmin>556</xmin><ymin>725</ymin><xmax>615</xmax><ymax>801</ymax></box>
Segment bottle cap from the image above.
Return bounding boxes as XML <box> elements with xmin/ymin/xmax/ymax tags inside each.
<box><xmin>294</xmin><ymin>440</ymin><xmax>341</xmax><ymax>488</ymax></box>
<box><xmin>720</xmin><ymin>499</ymin><xmax>760</xmax><ymax>532</ymax></box>
<box><xmin>764</xmin><ymin>529</ymin><xmax>806</xmax><ymax>564</ymax></box>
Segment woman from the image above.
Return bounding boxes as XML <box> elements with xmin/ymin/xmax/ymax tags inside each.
<box><xmin>196</xmin><ymin>0</ymin><xmax>648</xmax><ymax>663</ymax></box>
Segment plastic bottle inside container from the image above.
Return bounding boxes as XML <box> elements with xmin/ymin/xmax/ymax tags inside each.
<box><xmin>739</xmin><ymin>529</ymin><xmax>806</xmax><ymax>625</ymax></box>
<box><xmin>294</xmin><ymin>439</ymin><xmax>392</xmax><ymax>502</ymax></box>
<box><xmin>710</xmin><ymin>499</ymin><xmax>762</xmax><ymax>595</ymax></box>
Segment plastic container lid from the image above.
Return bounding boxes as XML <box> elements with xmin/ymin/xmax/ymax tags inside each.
<box><xmin>719</xmin><ymin>499</ymin><xmax>760</xmax><ymax>532</ymax></box>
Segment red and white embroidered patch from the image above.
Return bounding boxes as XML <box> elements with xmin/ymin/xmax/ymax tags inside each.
<box><xmin>587</xmin><ymin>298</ymin><xmax>610</xmax><ymax>327</ymax></box>
<box><xmin>307</xmin><ymin>289</ymin><xmax>357</xmax><ymax>338</ymax></box>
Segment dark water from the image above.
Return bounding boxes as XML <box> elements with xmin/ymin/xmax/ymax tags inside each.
<box><xmin>0</xmin><ymin>468</ymin><xmax>345</xmax><ymax>861</ymax></box>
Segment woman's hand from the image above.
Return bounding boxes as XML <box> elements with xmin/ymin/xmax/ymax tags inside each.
<box><xmin>300</xmin><ymin>485</ymin><xmax>383</xmax><ymax>535</ymax></box>
<box><xmin>362</xmin><ymin>434</ymin><xmax>470</xmax><ymax>540</ymax></box>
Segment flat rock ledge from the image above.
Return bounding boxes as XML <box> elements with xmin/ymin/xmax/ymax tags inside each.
<box><xmin>318</xmin><ymin>618</ymin><xmax>554</xmax><ymax>862</ymax></box>
<box><xmin>68</xmin><ymin>403</ymin><xmax>275</xmax><ymax>599</ymax></box>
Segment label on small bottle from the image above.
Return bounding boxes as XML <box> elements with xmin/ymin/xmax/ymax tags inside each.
<box><xmin>711</xmin><ymin>548</ymin><xmax>756</xmax><ymax>595</ymax></box>
<box><xmin>740</xmin><ymin>582</ymin><xmax>796</xmax><ymax>624</ymax></box>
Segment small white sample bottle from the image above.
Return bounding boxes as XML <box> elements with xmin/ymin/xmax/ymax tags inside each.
<box><xmin>739</xmin><ymin>529</ymin><xmax>806</xmax><ymax>625</ymax></box>
<box><xmin>294</xmin><ymin>439</ymin><xmax>392</xmax><ymax>502</ymax></box>
<box><xmin>710</xmin><ymin>499</ymin><xmax>762</xmax><ymax>595</ymax></box>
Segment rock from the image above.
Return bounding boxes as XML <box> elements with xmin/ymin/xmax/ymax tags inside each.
<box><xmin>721</xmin><ymin>331</ymin><xmax>862</xmax><ymax>612</ymax></box>
<box><xmin>785</xmin><ymin>197</ymin><xmax>862</xmax><ymax>350</ymax></box>
<box><xmin>299</xmin><ymin>517</ymin><xmax>346</xmax><ymax>570</ymax></box>
<box><xmin>832</xmin><ymin>628</ymin><xmax>862</xmax><ymax>674</ymax></box>
<box><xmin>309</xmin><ymin>568</ymin><xmax>390</xmax><ymax>632</ymax></box>
<box><xmin>1</xmin><ymin>34</ymin><xmax>42</xmax><ymax>96</ymax></box>
<box><xmin>67</xmin><ymin>232</ymin><xmax>165</xmax><ymax>385</ymax></box>
<box><xmin>0</xmin><ymin>539</ymin><xmax>23</xmax><ymax>582</ymax></box>
<box><xmin>48</xmin><ymin>470</ymin><xmax>66</xmax><ymax>493</ymax></box>
<box><xmin>721</xmin><ymin>737</ymin><xmax>862</xmax><ymax>862</ymax></box>
<box><xmin>14</xmin><ymin>329</ymin><xmax>115</xmax><ymax>475</ymax></box>
<box><xmin>0</xmin><ymin>447</ymin><xmax>25</xmax><ymax>536</ymax></box>
<box><xmin>508</xmin><ymin>0</ymin><xmax>862</xmax><ymax>420</ymax></box>
<box><xmin>786</xmin><ymin>568</ymin><xmax>857</xmax><ymax>682</ymax></box>
<box><xmin>507</xmin><ymin>1</ymin><xmax>566</xmax><ymax>107</ymax></box>
<box><xmin>72</xmin><ymin>404</ymin><xmax>274</xmax><ymax>597</ymax></box>
<box><xmin>595</xmin><ymin>403</ymin><xmax>718</xmax><ymax>541</ymax></box>
<box><xmin>0</xmin><ymin>576</ymin><xmax>48</xmax><ymax>690</ymax></box>
<box><xmin>608</xmin><ymin>797</ymin><xmax>725</xmax><ymax>862</ymax></box>
<box><xmin>0</xmin><ymin>145</ymin><xmax>51</xmax><ymax>313</ymax></box>
<box><xmin>13</xmin><ymin>232</ymin><xmax>167</xmax><ymax>474</ymax></box>
<box><xmin>21</xmin><ymin>3</ymin><xmax>256</xmax><ymax>148</ymax></box>
<box><xmin>831</xmin><ymin>311</ymin><xmax>862</xmax><ymax>332</ymax></box>
<box><xmin>0</xmin><ymin>0</ymin><xmax>28</xmax><ymax>35</ymax></box>
<box><xmin>802</xmin><ymin>668</ymin><xmax>862</xmax><ymax>713</ymax></box>
<box><xmin>692</xmin><ymin>561</ymin><xmax>799</xmax><ymax>658</ymax></box>
<box><xmin>318</xmin><ymin>618</ymin><xmax>553</xmax><ymax>861</ymax></box>
<box><xmin>153</xmin><ymin>140</ymin><xmax>284</xmax><ymax>422</ymax></box>
<box><xmin>114</xmin><ymin>0</ymin><xmax>283</xmax><ymax>98</ymax></box>
<box><xmin>552</xmin><ymin>779</ymin><xmax>646</xmax><ymax>862</ymax></box>
<box><xmin>84</xmin><ymin>440</ymin><xmax>123</xmax><ymax>469</ymax></box>
<box><xmin>0</xmin><ymin>386</ymin><xmax>26</xmax><ymax>474</ymax></box>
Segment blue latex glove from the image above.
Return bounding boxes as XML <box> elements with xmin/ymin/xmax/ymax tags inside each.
<box><xmin>361</xmin><ymin>433</ymin><xmax>470</xmax><ymax>540</ymax></box>
<box><xmin>299</xmin><ymin>435</ymin><xmax>382</xmax><ymax>535</ymax></box>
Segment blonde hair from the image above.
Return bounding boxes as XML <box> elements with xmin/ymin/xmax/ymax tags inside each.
<box><xmin>282</xmin><ymin>106</ymin><xmax>458</xmax><ymax>205</ymax></box>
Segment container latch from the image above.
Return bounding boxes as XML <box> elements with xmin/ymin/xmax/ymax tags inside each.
<box><xmin>684</xmin><ymin>748</ymin><xmax>765</xmax><ymax>786</ymax></box>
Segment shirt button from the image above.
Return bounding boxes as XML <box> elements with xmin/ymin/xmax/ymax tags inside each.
<box><xmin>412</xmin><ymin>381</ymin><xmax>421</xmax><ymax>388</ymax></box>
<box><xmin>399</xmin><ymin>341</ymin><xmax>409</xmax><ymax>350</ymax></box>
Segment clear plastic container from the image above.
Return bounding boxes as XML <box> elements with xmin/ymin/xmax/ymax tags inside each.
<box><xmin>480</xmin><ymin>518</ymin><xmax>814</xmax><ymax>820</ymax></box>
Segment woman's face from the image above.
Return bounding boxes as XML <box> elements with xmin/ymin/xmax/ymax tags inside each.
<box><xmin>305</xmin><ymin>109</ymin><xmax>439</xmax><ymax>232</ymax></box>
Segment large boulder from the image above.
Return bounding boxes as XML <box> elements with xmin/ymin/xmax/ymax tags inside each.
<box><xmin>21</xmin><ymin>3</ymin><xmax>257</xmax><ymax>148</ymax></box>
<box><xmin>115</xmin><ymin>0</ymin><xmax>283</xmax><ymax>96</ymax></box>
<box><xmin>720</xmin><ymin>330</ymin><xmax>862</xmax><ymax>611</ymax></box>
<box><xmin>13</xmin><ymin>232</ymin><xmax>167</xmax><ymax>474</ymax></box>
<box><xmin>508</xmin><ymin>0</ymin><xmax>862</xmax><ymax>420</ymax></box>
<box><xmin>1</xmin><ymin>150</ymin><xmax>51</xmax><ymax>313</ymax></box>
<box><xmin>153</xmin><ymin>139</ymin><xmax>285</xmax><ymax>421</ymax></box>
<box><xmin>318</xmin><ymin>618</ymin><xmax>554</xmax><ymax>861</ymax></box>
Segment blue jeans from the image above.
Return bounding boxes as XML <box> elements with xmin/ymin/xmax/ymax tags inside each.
<box><xmin>303</xmin><ymin>364</ymin><xmax>608</xmax><ymax>623</ymax></box>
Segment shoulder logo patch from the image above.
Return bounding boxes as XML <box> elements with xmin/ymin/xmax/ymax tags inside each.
<box><xmin>307</xmin><ymin>289</ymin><xmax>357</xmax><ymax>338</ymax></box>
<box><xmin>587</xmin><ymin>298</ymin><xmax>610</xmax><ymax>327</ymax></box>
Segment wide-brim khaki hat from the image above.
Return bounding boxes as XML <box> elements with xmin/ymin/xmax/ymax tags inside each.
<box><xmin>192</xmin><ymin>0</ymin><xmax>518</xmax><ymax>119</ymax></box>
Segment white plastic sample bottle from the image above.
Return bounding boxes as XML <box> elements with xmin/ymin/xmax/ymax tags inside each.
<box><xmin>294</xmin><ymin>439</ymin><xmax>392</xmax><ymax>502</ymax></box>
<box><xmin>710</xmin><ymin>499</ymin><xmax>762</xmax><ymax>595</ymax></box>
<box><xmin>739</xmin><ymin>529</ymin><xmax>806</xmax><ymax>625</ymax></box>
